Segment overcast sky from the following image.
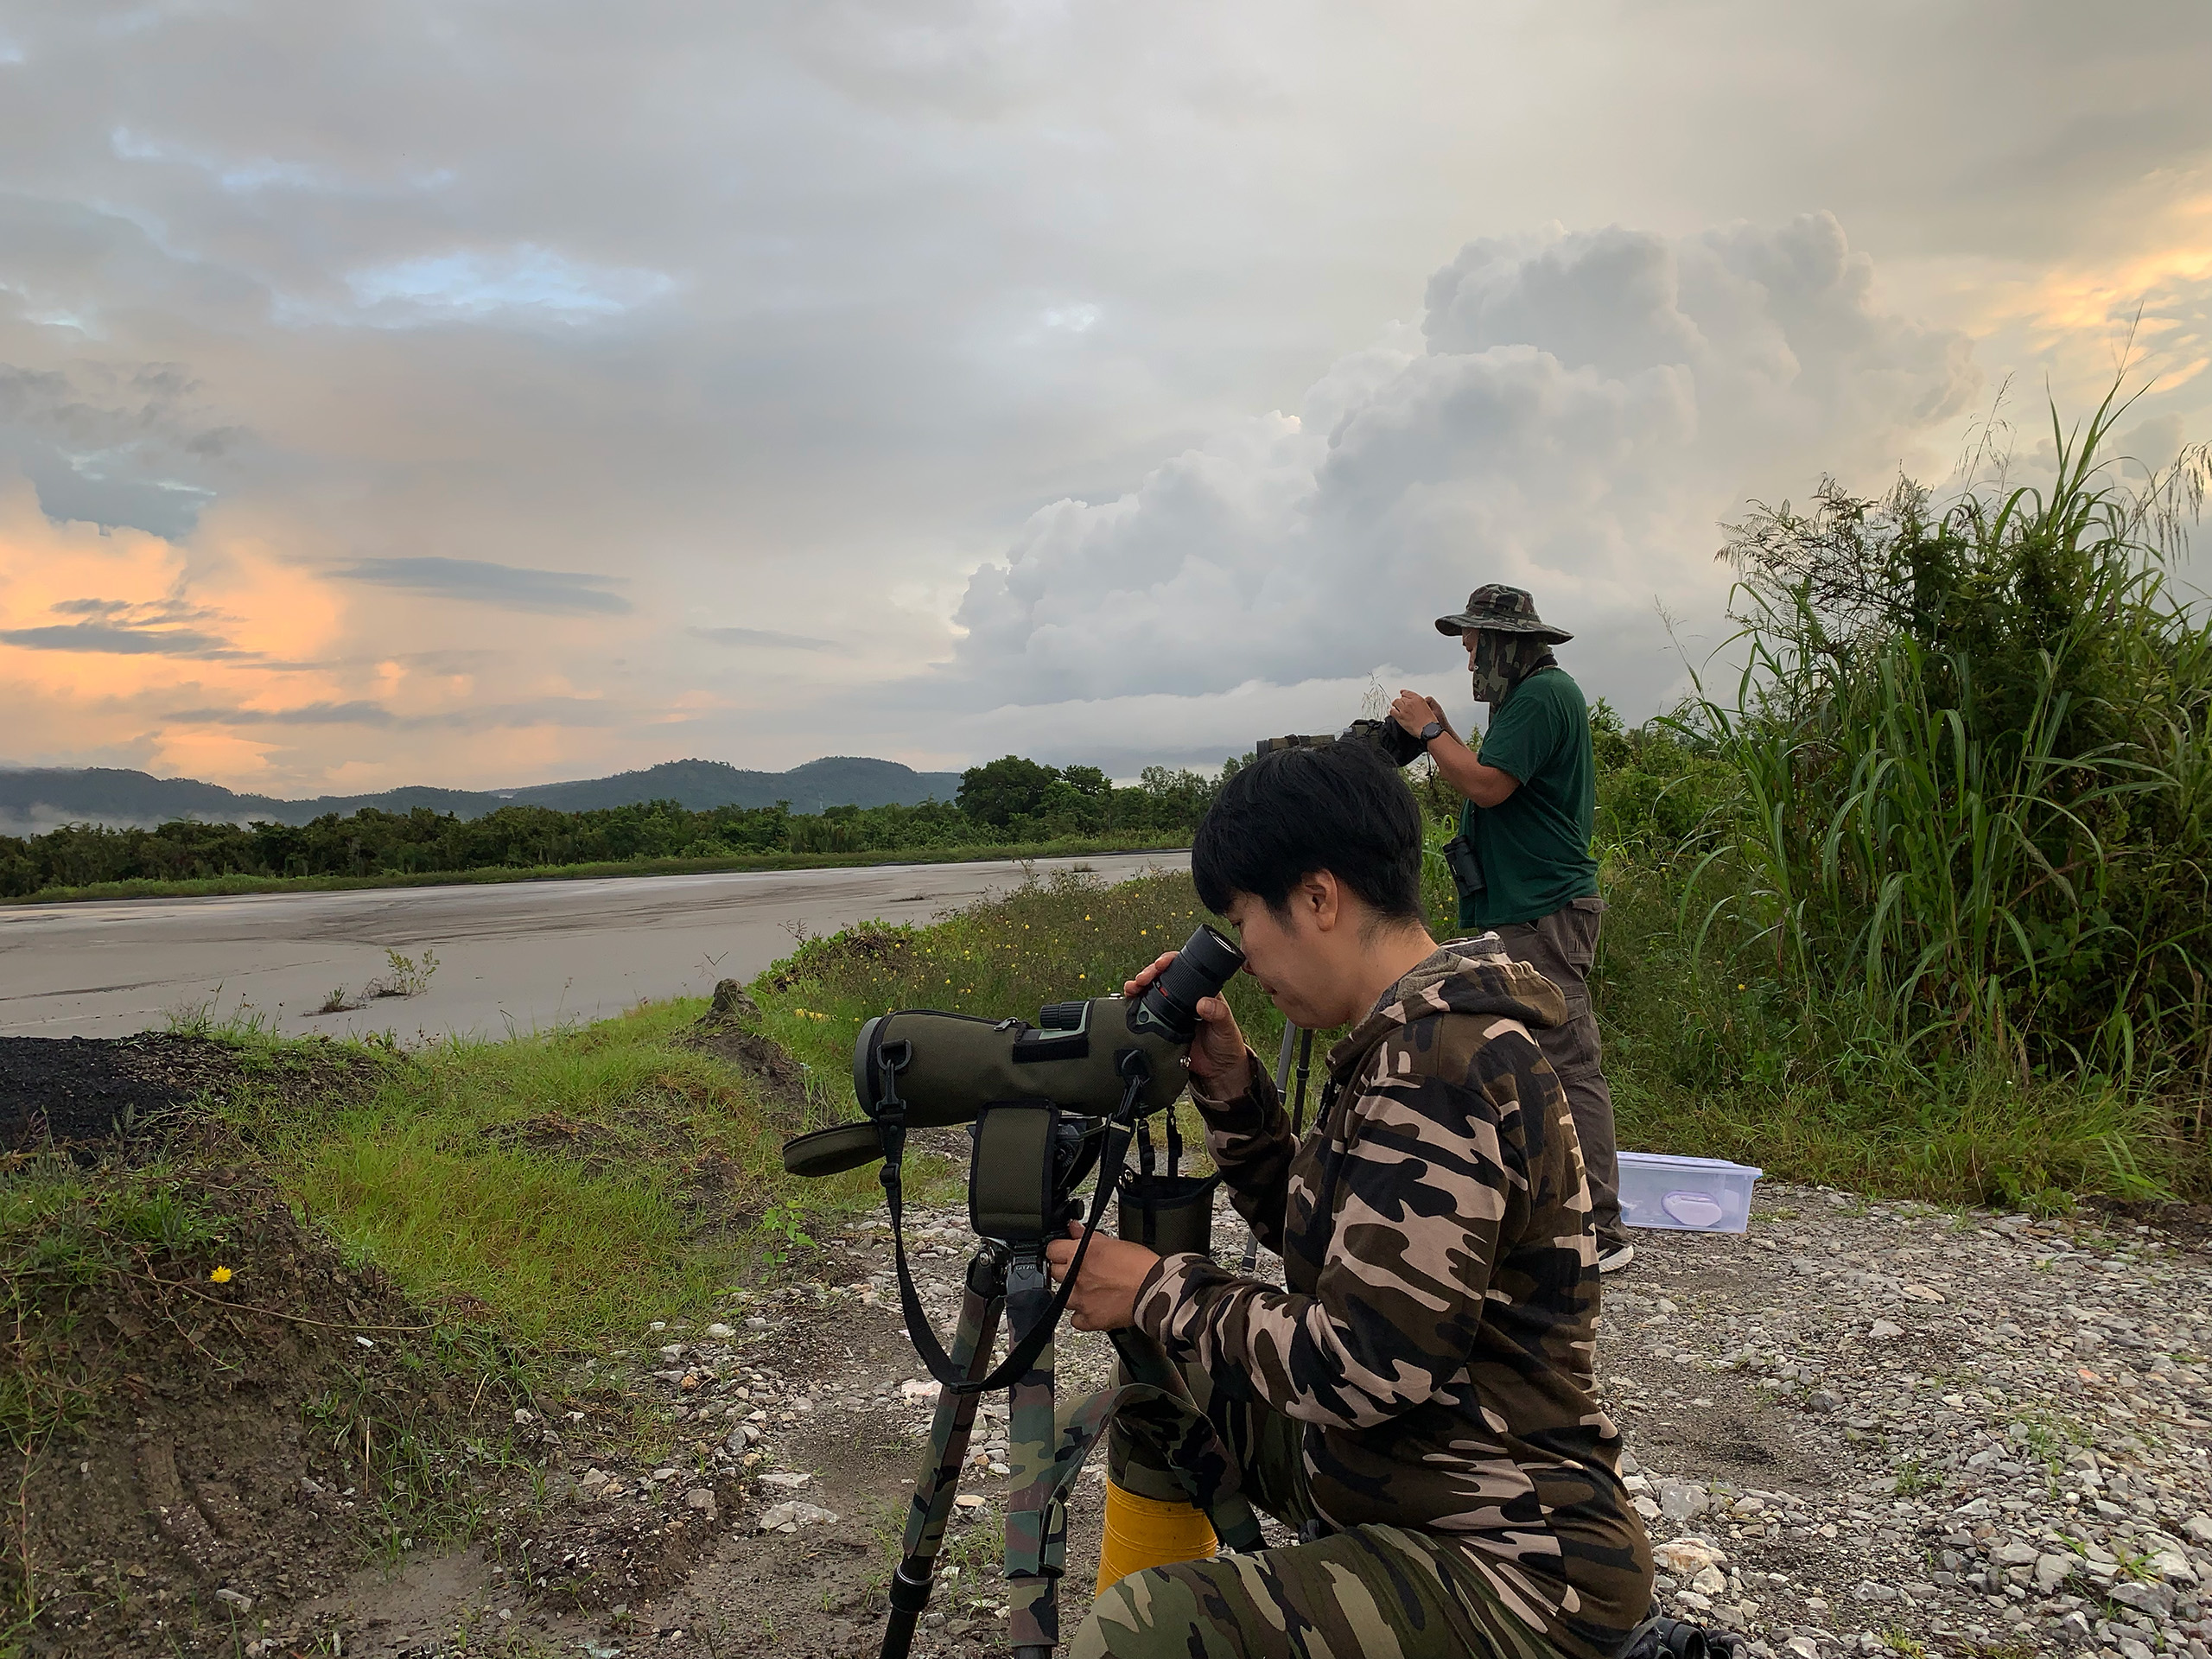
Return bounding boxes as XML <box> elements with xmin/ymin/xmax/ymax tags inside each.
<box><xmin>3</xmin><ymin>0</ymin><xmax>2209</xmax><ymax>792</ymax></box>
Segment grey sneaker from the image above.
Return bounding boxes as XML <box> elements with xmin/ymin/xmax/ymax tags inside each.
<box><xmin>1596</xmin><ymin>1238</ymin><xmax>1636</xmax><ymax>1274</ymax></box>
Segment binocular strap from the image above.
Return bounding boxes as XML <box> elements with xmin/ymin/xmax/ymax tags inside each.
<box><xmin>880</xmin><ymin>1072</ymin><xmax>1146</xmax><ymax>1396</ymax></box>
<box><xmin>1014</xmin><ymin>1378</ymin><xmax>1265</xmax><ymax>1572</ymax></box>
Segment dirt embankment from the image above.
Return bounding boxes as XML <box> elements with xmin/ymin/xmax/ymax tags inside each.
<box><xmin>3</xmin><ymin>1039</ymin><xmax>462</xmax><ymax>1654</ymax></box>
<box><xmin>3</xmin><ymin>1006</ymin><xmax>816</xmax><ymax>1659</ymax></box>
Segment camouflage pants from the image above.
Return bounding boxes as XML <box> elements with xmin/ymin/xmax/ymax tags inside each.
<box><xmin>1493</xmin><ymin>897</ymin><xmax>1624</xmax><ymax>1248</ymax></box>
<box><xmin>1071</xmin><ymin>1354</ymin><xmax>1567</xmax><ymax>1659</ymax></box>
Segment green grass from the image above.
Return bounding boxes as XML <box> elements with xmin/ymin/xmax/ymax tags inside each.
<box><xmin>1595</xmin><ymin>863</ymin><xmax>2185</xmax><ymax>1206</ymax></box>
<box><xmin>752</xmin><ymin>861</ymin><xmax>2196</xmax><ymax>1210</ymax></box>
<box><xmin>235</xmin><ymin>999</ymin><xmax>899</xmax><ymax>1351</ymax></box>
<box><xmin>6</xmin><ymin>835</ymin><xmax>1186</xmax><ymax>907</ymax></box>
<box><xmin>0</xmin><ymin>1156</ymin><xmax>232</xmax><ymax>1452</ymax></box>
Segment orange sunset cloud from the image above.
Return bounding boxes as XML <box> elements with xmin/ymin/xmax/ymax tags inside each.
<box><xmin>0</xmin><ymin>482</ymin><xmax>347</xmax><ymax>782</ymax></box>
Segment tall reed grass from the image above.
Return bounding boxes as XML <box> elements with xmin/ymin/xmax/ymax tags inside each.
<box><xmin>1620</xmin><ymin>385</ymin><xmax>2212</xmax><ymax>1203</ymax></box>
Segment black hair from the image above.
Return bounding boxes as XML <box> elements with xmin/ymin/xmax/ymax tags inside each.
<box><xmin>1192</xmin><ymin>741</ymin><xmax>1425</xmax><ymax>924</ymax></box>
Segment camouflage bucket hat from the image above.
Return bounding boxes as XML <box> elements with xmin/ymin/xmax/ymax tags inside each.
<box><xmin>1434</xmin><ymin>583</ymin><xmax>1573</xmax><ymax>642</ymax></box>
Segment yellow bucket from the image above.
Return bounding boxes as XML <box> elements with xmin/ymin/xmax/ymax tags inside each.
<box><xmin>1095</xmin><ymin>1482</ymin><xmax>1218</xmax><ymax>1592</ymax></box>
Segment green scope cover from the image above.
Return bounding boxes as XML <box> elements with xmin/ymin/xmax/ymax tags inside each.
<box><xmin>781</xmin><ymin>997</ymin><xmax>1190</xmax><ymax>1179</ymax></box>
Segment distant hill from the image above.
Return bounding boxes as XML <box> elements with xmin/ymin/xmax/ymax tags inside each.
<box><xmin>0</xmin><ymin>757</ymin><xmax>966</xmax><ymax>834</ymax></box>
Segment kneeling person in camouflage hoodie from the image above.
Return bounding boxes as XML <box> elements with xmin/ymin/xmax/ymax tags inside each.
<box><xmin>1046</xmin><ymin>741</ymin><xmax>1653</xmax><ymax>1659</ymax></box>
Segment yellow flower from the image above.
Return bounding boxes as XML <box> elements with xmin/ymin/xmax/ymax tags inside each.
<box><xmin>1737</xmin><ymin>983</ymin><xmax>1746</xmax><ymax>991</ymax></box>
<box><xmin>210</xmin><ymin>1266</ymin><xmax>233</xmax><ymax>1284</ymax></box>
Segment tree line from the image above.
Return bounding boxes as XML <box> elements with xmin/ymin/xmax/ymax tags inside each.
<box><xmin>0</xmin><ymin>760</ymin><xmax>1234</xmax><ymax>898</ymax></box>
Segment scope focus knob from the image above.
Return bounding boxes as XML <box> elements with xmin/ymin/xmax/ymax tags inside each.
<box><xmin>1037</xmin><ymin>1001</ymin><xmax>1088</xmax><ymax>1031</ymax></box>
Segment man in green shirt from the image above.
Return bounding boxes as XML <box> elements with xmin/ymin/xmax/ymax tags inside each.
<box><xmin>1390</xmin><ymin>585</ymin><xmax>1631</xmax><ymax>1272</ymax></box>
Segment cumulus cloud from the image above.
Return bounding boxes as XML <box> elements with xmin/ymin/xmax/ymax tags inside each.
<box><xmin>943</xmin><ymin>213</ymin><xmax>1982</xmax><ymax>730</ymax></box>
<box><xmin>332</xmin><ymin>556</ymin><xmax>632</xmax><ymax>615</ymax></box>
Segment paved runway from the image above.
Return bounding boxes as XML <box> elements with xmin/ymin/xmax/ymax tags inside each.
<box><xmin>0</xmin><ymin>852</ymin><xmax>1190</xmax><ymax>1042</ymax></box>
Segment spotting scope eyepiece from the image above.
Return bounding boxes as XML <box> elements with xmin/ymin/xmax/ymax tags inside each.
<box><xmin>1129</xmin><ymin>923</ymin><xmax>1244</xmax><ymax>1042</ymax></box>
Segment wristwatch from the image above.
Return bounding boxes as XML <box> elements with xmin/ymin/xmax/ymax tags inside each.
<box><xmin>1418</xmin><ymin>720</ymin><xmax>1445</xmax><ymax>747</ymax></box>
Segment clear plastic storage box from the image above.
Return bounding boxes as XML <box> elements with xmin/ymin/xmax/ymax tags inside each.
<box><xmin>1616</xmin><ymin>1151</ymin><xmax>1763</xmax><ymax>1233</ymax></box>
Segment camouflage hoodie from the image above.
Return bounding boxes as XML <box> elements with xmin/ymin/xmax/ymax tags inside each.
<box><xmin>1129</xmin><ymin>939</ymin><xmax>1654</xmax><ymax>1659</ymax></box>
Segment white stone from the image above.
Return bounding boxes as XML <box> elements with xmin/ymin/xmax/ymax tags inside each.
<box><xmin>1785</xmin><ymin>1639</ymin><xmax>1821</xmax><ymax>1659</ymax></box>
<box><xmin>1692</xmin><ymin>1566</ymin><xmax>1728</xmax><ymax>1595</ymax></box>
<box><xmin>1651</xmin><ymin>1539</ymin><xmax>1727</xmax><ymax>1575</ymax></box>
<box><xmin>1658</xmin><ymin>1482</ymin><xmax>1711</xmax><ymax>1524</ymax></box>
<box><xmin>1867</xmin><ymin>1319</ymin><xmax>1904</xmax><ymax>1341</ymax></box>
<box><xmin>759</xmin><ymin>1500</ymin><xmax>839</xmax><ymax>1532</ymax></box>
<box><xmin>705</xmin><ymin>1323</ymin><xmax>735</xmax><ymax>1339</ymax></box>
<box><xmin>2031</xmin><ymin>1554</ymin><xmax>2073</xmax><ymax>1592</ymax></box>
<box><xmin>214</xmin><ymin>1588</ymin><xmax>252</xmax><ymax>1611</ymax></box>
<box><xmin>760</xmin><ymin>1471</ymin><xmax>812</xmax><ymax>1489</ymax></box>
<box><xmin>684</xmin><ymin>1488</ymin><xmax>717</xmax><ymax>1515</ymax></box>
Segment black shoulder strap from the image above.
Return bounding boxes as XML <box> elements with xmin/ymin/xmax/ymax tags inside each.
<box><xmin>876</xmin><ymin>1065</ymin><xmax>1145</xmax><ymax>1395</ymax></box>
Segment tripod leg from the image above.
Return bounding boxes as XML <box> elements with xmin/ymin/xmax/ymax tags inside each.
<box><xmin>1001</xmin><ymin>1253</ymin><xmax>1061</xmax><ymax>1659</ymax></box>
<box><xmin>880</xmin><ymin>1248</ymin><xmax>1007</xmax><ymax>1659</ymax></box>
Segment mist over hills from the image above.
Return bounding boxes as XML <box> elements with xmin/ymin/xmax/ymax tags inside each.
<box><xmin>0</xmin><ymin>757</ymin><xmax>965</xmax><ymax>835</ymax></box>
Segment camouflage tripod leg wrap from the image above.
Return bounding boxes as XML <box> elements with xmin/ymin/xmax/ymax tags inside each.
<box><xmin>898</xmin><ymin>1250</ymin><xmax>1006</xmax><ymax>1567</ymax></box>
<box><xmin>1002</xmin><ymin>1255</ymin><xmax>1065</xmax><ymax>1653</ymax></box>
<box><xmin>1000</xmin><ymin>1284</ymin><xmax>1268</xmax><ymax>1651</ymax></box>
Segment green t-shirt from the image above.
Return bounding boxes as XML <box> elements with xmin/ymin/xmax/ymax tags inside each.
<box><xmin>1455</xmin><ymin>666</ymin><xmax>1599</xmax><ymax>929</ymax></box>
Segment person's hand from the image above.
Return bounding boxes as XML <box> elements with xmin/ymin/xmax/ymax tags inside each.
<box><xmin>1044</xmin><ymin>1222</ymin><xmax>1159</xmax><ymax>1332</ymax></box>
<box><xmin>1389</xmin><ymin>690</ymin><xmax>1457</xmax><ymax>741</ymax></box>
<box><xmin>1123</xmin><ymin>951</ymin><xmax>1251</xmax><ymax>1096</ymax></box>
<box><xmin>1391</xmin><ymin>689</ymin><xmax>1457</xmax><ymax>741</ymax></box>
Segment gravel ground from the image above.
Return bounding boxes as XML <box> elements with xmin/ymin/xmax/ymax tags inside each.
<box><xmin>1604</xmin><ymin>1185</ymin><xmax>2212</xmax><ymax>1659</ymax></box>
<box><xmin>270</xmin><ymin>1179</ymin><xmax>2212</xmax><ymax>1659</ymax></box>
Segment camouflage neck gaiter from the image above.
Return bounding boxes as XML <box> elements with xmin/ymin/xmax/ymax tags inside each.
<box><xmin>1470</xmin><ymin>632</ymin><xmax>1543</xmax><ymax>705</ymax></box>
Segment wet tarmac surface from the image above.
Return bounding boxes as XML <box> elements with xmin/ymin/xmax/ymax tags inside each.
<box><xmin>0</xmin><ymin>851</ymin><xmax>1188</xmax><ymax>1041</ymax></box>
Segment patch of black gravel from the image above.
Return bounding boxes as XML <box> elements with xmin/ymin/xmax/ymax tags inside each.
<box><xmin>0</xmin><ymin>1034</ymin><xmax>192</xmax><ymax>1147</ymax></box>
